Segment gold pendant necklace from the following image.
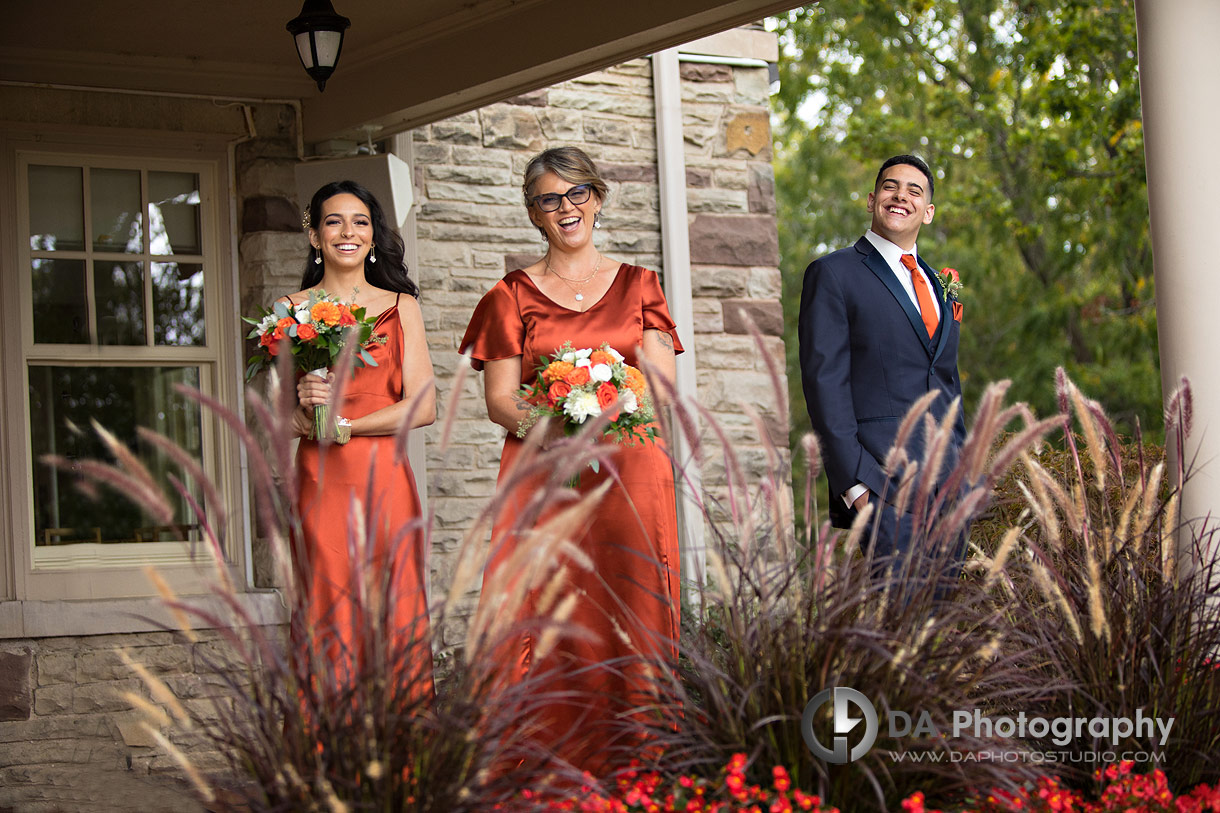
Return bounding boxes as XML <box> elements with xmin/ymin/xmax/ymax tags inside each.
<box><xmin>546</xmin><ymin>254</ymin><xmax>602</xmax><ymax>303</ymax></box>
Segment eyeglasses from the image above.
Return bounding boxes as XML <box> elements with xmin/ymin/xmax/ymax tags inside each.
<box><xmin>530</xmin><ymin>184</ymin><xmax>593</xmax><ymax>212</ymax></box>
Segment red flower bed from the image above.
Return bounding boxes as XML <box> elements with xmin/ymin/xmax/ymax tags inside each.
<box><xmin>518</xmin><ymin>758</ymin><xmax>1220</xmax><ymax>813</ymax></box>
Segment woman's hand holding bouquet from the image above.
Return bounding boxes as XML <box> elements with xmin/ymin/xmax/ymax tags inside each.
<box><xmin>244</xmin><ymin>289</ymin><xmax>385</xmax><ymax>443</ymax></box>
<box><xmin>517</xmin><ymin>342</ymin><xmax>657</xmax><ymax>476</ymax></box>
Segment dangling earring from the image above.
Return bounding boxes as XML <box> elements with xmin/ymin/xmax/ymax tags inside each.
<box><xmin>313</xmin><ymin>247</ymin><xmax>322</xmax><ymax>265</ymax></box>
<box><xmin>594</xmin><ymin>211</ymin><xmax>602</xmax><ymax>229</ymax></box>
<box><xmin>368</xmin><ymin>245</ymin><xmax>376</xmax><ymax>264</ymax></box>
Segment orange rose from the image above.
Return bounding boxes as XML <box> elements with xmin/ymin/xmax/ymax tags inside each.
<box><xmin>276</xmin><ymin>316</ymin><xmax>295</xmax><ymax>332</ymax></box>
<box><xmin>311</xmin><ymin>301</ymin><xmax>341</xmax><ymax>326</ymax></box>
<box><xmin>589</xmin><ymin>349</ymin><xmax>615</xmax><ymax>367</ymax></box>
<box><xmin>564</xmin><ymin>366</ymin><xmax>591</xmax><ymax>386</ymax></box>
<box><xmin>337</xmin><ymin>305</ymin><xmax>357</xmax><ymax>327</ymax></box>
<box><xmin>259</xmin><ymin>332</ymin><xmax>275</xmax><ymax>347</ymax></box>
<box><xmin>267</xmin><ymin>337</ymin><xmax>282</xmax><ymax>356</ymax></box>
<box><xmin>596</xmin><ymin>382</ymin><xmax>619</xmax><ymax>421</ymax></box>
<box><xmin>596</xmin><ymin>382</ymin><xmax>618</xmax><ymax>409</ymax></box>
<box><xmin>547</xmin><ymin>380</ymin><xmax>572</xmax><ymax>406</ymax></box>
<box><xmin>272</xmin><ymin>325</ymin><xmax>288</xmax><ymax>342</ymax></box>
<box><xmin>296</xmin><ymin>323</ymin><xmax>318</xmax><ymax>341</ymax></box>
<box><xmin>543</xmin><ymin>360</ymin><xmax>576</xmax><ymax>385</ymax></box>
<box><xmin>623</xmin><ymin>366</ymin><xmax>647</xmax><ymax>397</ymax></box>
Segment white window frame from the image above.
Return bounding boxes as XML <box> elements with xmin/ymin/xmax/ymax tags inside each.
<box><xmin>1</xmin><ymin>133</ymin><xmax>246</xmax><ymax>606</ymax></box>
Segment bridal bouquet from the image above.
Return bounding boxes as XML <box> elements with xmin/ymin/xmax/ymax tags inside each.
<box><xmin>244</xmin><ymin>289</ymin><xmax>385</xmax><ymax>441</ymax></box>
<box><xmin>517</xmin><ymin>342</ymin><xmax>658</xmax><ymax>459</ymax></box>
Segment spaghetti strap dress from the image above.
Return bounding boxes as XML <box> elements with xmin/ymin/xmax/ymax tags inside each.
<box><xmin>294</xmin><ymin>294</ymin><xmax>432</xmax><ymax>691</ymax></box>
<box><xmin>459</xmin><ymin>264</ymin><xmax>683</xmax><ymax>773</ymax></box>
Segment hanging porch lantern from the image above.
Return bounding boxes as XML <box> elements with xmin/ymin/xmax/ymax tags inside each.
<box><xmin>286</xmin><ymin>0</ymin><xmax>351</xmax><ymax>92</ymax></box>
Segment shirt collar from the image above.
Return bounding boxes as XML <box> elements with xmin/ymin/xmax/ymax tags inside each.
<box><xmin>865</xmin><ymin>229</ymin><xmax>918</xmax><ymax>269</ymax></box>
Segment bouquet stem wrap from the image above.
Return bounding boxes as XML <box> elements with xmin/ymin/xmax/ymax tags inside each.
<box><xmin>309</xmin><ymin>367</ymin><xmax>339</xmax><ymax>442</ymax></box>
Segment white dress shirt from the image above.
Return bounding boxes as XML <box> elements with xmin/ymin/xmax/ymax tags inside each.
<box><xmin>864</xmin><ymin>229</ymin><xmax>940</xmax><ymax>321</ymax></box>
<box><xmin>841</xmin><ymin>231</ymin><xmax>941</xmax><ymax>508</ymax></box>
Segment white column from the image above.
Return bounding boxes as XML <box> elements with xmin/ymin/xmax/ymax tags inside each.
<box><xmin>1135</xmin><ymin>0</ymin><xmax>1220</xmax><ymax>550</ymax></box>
<box><xmin>388</xmin><ymin>132</ymin><xmax>431</xmax><ymax>607</ymax></box>
<box><xmin>388</xmin><ymin>133</ymin><xmax>428</xmax><ymax>519</ymax></box>
<box><xmin>652</xmin><ymin>48</ymin><xmax>706</xmax><ymax>589</ymax></box>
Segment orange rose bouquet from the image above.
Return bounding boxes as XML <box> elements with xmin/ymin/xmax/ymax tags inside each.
<box><xmin>244</xmin><ymin>289</ymin><xmax>386</xmax><ymax>441</ymax></box>
<box><xmin>517</xmin><ymin>342</ymin><xmax>658</xmax><ymax>465</ymax></box>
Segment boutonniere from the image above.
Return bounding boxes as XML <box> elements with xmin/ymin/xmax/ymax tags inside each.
<box><xmin>937</xmin><ymin>267</ymin><xmax>962</xmax><ymax>302</ymax></box>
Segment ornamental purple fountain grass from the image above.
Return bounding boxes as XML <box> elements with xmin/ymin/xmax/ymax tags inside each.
<box><xmin>46</xmin><ymin>328</ymin><xmax>1220</xmax><ymax>810</ymax></box>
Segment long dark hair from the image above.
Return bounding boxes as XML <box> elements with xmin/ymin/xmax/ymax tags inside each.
<box><xmin>300</xmin><ymin>180</ymin><xmax>420</xmax><ymax>298</ymax></box>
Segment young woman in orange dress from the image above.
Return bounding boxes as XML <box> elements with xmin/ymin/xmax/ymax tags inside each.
<box><xmin>286</xmin><ymin>180</ymin><xmax>435</xmax><ymax>691</ymax></box>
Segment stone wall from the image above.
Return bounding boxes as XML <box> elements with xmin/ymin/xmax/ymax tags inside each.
<box><xmin>236</xmin><ymin>103</ymin><xmax>309</xmax><ymax>328</ymax></box>
<box><xmin>0</xmin><ymin>632</ymin><xmax>237</xmax><ymax>812</ymax></box>
<box><xmin>677</xmin><ymin>57</ymin><xmax>787</xmax><ymax>506</ymax></box>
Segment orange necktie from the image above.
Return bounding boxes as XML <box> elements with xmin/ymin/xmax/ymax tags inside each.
<box><xmin>901</xmin><ymin>253</ymin><xmax>938</xmax><ymax>339</ymax></box>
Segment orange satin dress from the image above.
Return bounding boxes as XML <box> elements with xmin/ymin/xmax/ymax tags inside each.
<box><xmin>295</xmin><ymin>297</ymin><xmax>432</xmax><ymax>690</ymax></box>
<box><xmin>460</xmin><ymin>264</ymin><xmax>683</xmax><ymax>773</ymax></box>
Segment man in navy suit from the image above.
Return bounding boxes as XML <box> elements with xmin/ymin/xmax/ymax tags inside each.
<box><xmin>798</xmin><ymin>154</ymin><xmax>965</xmax><ymax>563</ymax></box>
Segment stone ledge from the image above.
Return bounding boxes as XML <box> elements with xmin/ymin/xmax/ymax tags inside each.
<box><xmin>0</xmin><ymin>592</ymin><xmax>287</xmax><ymax>640</ymax></box>
<box><xmin>679</xmin><ymin>28</ymin><xmax>779</xmax><ymax>63</ymax></box>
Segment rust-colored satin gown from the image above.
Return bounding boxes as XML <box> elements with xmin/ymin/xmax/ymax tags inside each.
<box><xmin>295</xmin><ymin>297</ymin><xmax>432</xmax><ymax>691</ymax></box>
<box><xmin>460</xmin><ymin>265</ymin><xmax>682</xmax><ymax>774</ymax></box>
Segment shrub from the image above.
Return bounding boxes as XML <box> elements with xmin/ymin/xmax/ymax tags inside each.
<box><xmin>639</xmin><ymin>332</ymin><xmax>1064</xmax><ymax>812</ymax></box>
<box><xmin>51</xmin><ymin>353</ymin><xmax>644</xmax><ymax>810</ymax></box>
<box><xmin>970</xmin><ymin>371</ymin><xmax>1220</xmax><ymax>790</ymax></box>
<box><xmin>53</xmin><ymin>334</ymin><xmax>1220</xmax><ymax>809</ymax></box>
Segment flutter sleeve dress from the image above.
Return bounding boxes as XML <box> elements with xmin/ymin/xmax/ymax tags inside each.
<box><xmin>459</xmin><ymin>264</ymin><xmax>683</xmax><ymax>773</ymax></box>
<box><xmin>294</xmin><ymin>294</ymin><xmax>432</xmax><ymax>691</ymax></box>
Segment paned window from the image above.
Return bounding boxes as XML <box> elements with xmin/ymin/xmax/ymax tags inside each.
<box><xmin>16</xmin><ymin>153</ymin><xmax>231</xmax><ymax>588</ymax></box>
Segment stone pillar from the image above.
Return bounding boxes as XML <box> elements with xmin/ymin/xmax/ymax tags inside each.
<box><xmin>1135</xmin><ymin>0</ymin><xmax>1220</xmax><ymax>549</ymax></box>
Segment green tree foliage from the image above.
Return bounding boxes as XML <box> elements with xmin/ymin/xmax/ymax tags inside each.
<box><xmin>772</xmin><ymin>0</ymin><xmax>1159</xmax><ymax>465</ymax></box>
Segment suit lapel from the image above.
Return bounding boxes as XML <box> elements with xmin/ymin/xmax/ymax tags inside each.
<box><xmin>858</xmin><ymin>239</ymin><xmax>932</xmax><ymax>354</ymax></box>
<box><xmin>921</xmin><ymin>257</ymin><xmax>952</xmax><ymax>364</ymax></box>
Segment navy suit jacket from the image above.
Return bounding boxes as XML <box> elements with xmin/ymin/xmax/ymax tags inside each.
<box><xmin>798</xmin><ymin>237</ymin><xmax>966</xmax><ymax>529</ymax></box>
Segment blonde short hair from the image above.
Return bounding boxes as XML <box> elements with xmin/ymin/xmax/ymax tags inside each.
<box><xmin>522</xmin><ymin>146</ymin><xmax>610</xmax><ymax>216</ymax></box>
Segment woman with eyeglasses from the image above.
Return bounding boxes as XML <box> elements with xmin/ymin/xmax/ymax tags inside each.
<box><xmin>460</xmin><ymin>146</ymin><xmax>683</xmax><ymax>776</ymax></box>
